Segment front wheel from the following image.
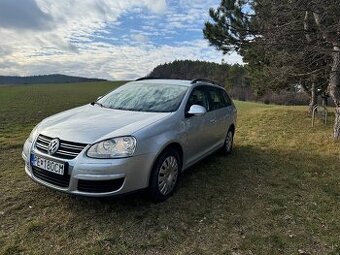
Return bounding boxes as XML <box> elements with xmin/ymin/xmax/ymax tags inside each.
<box><xmin>149</xmin><ymin>148</ymin><xmax>181</xmax><ymax>203</ymax></box>
<box><xmin>223</xmin><ymin>129</ymin><xmax>234</xmax><ymax>155</ymax></box>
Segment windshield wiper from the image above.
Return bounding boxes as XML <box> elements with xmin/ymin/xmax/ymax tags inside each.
<box><xmin>90</xmin><ymin>102</ymin><xmax>104</xmax><ymax>107</ymax></box>
<box><xmin>114</xmin><ymin>107</ymin><xmax>135</xmax><ymax>111</ymax></box>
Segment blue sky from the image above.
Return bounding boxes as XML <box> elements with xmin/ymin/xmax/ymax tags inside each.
<box><xmin>0</xmin><ymin>0</ymin><xmax>242</xmax><ymax>80</ymax></box>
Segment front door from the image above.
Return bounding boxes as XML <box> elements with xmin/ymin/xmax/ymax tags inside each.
<box><xmin>183</xmin><ymin>86</ymin><xmax>216</xmax><ymax>166</ymax></box>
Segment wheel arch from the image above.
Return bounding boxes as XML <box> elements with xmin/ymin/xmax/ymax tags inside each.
<box><xmin>148</xmin><ymin>142</ymin><xmax>184</xmax><ymax>185</ymax></box>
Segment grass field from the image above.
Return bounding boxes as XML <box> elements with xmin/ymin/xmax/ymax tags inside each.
<box><xmin>0</xmin><ymin>82</ymin><xmax>339</xmax><ymax>255</ymax></box>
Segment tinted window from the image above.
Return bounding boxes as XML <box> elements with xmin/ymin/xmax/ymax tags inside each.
<box><xmin>223</xmin><ymin>91</ymin><xmax>232</xmax><ymax>106</ymax></box>
<box><xmin>206</xmin><ymin>88</ymin><xmax>228</xmax><ymax>111</ymax></box>
<box><xmin>186</xmin><ymin>87</ymin><xmax>209</xmax><ymax>112</ymax></box>
<box><xmin>98</xmin><ymin>83</ymin><xmax>188</xmax><ymax>112</ymax></box>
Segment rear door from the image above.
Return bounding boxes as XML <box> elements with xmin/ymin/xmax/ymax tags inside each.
<box><xmin>183</xmin><ymin>86</ymin><xmax>216</xmax><ymax>165</ymax></box>
<box><xmin>205</xmin><ymin>87</ymin><xmax>233</xmax><ymax>147</ymax></box>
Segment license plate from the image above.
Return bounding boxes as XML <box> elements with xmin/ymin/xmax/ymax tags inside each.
<box><xmin>31</xmin><ymin>154</ymin><xmax>65</xmax><ymax>176</ymax></box>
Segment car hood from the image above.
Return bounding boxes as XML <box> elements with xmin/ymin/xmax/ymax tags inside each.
<box><xmin>38</xmin><ymin>104</ymin><xmax>172</xmax><ymax>144</ymax></box>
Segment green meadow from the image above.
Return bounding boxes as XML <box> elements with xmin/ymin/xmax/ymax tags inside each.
<box><xmin>0</xmin><ymin>82</ymin><xmax>339</xmax><ymax>254</ymax></box>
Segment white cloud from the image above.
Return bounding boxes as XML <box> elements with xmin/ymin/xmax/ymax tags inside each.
<box><xmin>131</xmin><ymin>34</ymin><xmax>149</xmax><ymax>43</ymax></box>
<box><xmin>142</xmin><ymin>0</ymin><xmax>167</xmax><ymax>13</ymax></box>
<box><xmin>0</xmin><ymin>0</ymin><xmax>167</xmax><ymax>53</ymax></box>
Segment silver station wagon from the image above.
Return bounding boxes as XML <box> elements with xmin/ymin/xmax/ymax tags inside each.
<box><xmin>22</xmin><ymin>78</ymin><xmax>237</xmax><ymax>202</ymax></box>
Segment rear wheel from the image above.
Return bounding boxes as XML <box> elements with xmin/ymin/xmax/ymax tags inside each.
<box><xmin>149</xmin><ymin>148</ymin><xmax>181</xmax><ymax>203</ymax></box>
<box><xmin>223</xmin><ymin>128</ymin><xmax>234</xmax><ymax>155</ymax></box>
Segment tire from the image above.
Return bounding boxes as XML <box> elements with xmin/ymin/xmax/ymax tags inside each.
<box><xmin>149</xmin><ymin>148</ymin><xmax>181</xmax><ymax>203</ymax></box>
<box><xmin>223</xmin><ymin>128</ymin><xmax>234</xmax><ymax>155</ymax></box>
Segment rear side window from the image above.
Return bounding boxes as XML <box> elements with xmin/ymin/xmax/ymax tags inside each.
<box><xmin>206</xmin><ymin>87</ymin><xmax>229</xmax><ymax>111</ymax></box>
<box><xmin>223</xmin><ymin>91</ymin><xmax>232</xmax><ymax>106</ymax></box>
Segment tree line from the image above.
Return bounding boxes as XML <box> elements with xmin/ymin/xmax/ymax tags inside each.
<box><xmin>149</xmin><ymin>60</ymin><xmax>315</xmax><ymax>106</ymax></box>
<box><xmin>149</xmin><ymin>60</ymin><xmax>246</xmax><ymax>87</ymax></box>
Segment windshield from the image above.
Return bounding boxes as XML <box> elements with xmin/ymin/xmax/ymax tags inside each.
<box><xmin>97</xmin><ymin>83</ymin><xmax>188</xmax><ymax>112</ymax></box>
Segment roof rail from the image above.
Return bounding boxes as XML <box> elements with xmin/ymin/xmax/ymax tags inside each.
<box><xmin>135</xmin><ymin>76</ymin><xmax>162</xmax><ymax>81</ymax></box>
<box><xmin>191</xmin><ymin>78</ymin><xmax>217</xmax><ymax>85</ymax></box>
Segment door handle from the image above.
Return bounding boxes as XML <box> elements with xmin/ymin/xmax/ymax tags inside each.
<box><xmin>209</xmin><ymin>119</ymin><xmax>217</xmax><ymax>124</ymax></box>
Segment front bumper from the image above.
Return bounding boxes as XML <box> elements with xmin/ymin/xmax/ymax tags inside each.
<box><xmin>22</xmin><ymin>139</ymin><xmax>156</xmax><ymax>197</ymax></box>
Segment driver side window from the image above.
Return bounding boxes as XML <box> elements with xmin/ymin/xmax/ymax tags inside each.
<box><xmin>185</xmin><ymin>87</ymin><xmax>209</xmax><ymax>112</ymax></box>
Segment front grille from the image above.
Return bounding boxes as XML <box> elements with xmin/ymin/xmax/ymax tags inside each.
<box><xmin>35</xmin><ymin>135</ymin><xmax>87</xmax><ymax>160</ymax></box>
<box><xmin>32</xmin><ymin>166</ymin><xmax>70</xmax><ymax>188</ymax></box>
<box><xmin>77</xmin><ymin>178</ymin><xmax>124</xmax><ymax>193</ymax></box>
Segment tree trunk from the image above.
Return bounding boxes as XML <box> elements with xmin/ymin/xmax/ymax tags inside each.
<box><xmin>309</xmin><ymin>82</ymin><xmax>318</xmax><ymax>115</ymax></box>
<box><xmin>329</xmin><ymin>45</ymin><xmax>340</xmax><ymax>140</ymax></box>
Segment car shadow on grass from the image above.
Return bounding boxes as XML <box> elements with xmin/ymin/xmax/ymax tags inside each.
<box><xmin>58</xmin><ymin>147</ymin><xmax>246</xmax><ymax>207</ymax></box>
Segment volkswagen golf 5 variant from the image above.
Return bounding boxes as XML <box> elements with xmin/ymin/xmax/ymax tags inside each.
<box><xmin>22</xmin><ymin>78</ymin><xmax>237</xmax><ymax>202</ymax></box>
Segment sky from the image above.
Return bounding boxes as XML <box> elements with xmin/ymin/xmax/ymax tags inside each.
<box><xmin>0</xmin><ymin>0</ymin><xmax>242</xmax><ymax>80</ymax></box>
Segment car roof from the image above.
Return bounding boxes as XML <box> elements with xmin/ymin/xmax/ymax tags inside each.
<box><xmin>131</xmin><ymin>78</ymin><xmax>223</xmax><ymax>88</ymax></box>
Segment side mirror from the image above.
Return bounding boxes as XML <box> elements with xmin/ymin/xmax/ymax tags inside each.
<box><xmin>187</xmin><ymin>105</ymin><xmax>207</xmax><ymax>116</ymax></box>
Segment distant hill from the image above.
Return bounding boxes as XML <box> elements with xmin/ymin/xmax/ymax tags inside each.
<box><xmin>0</xmin><ymin>74</ymin><xmax>106</xmax><ymax>85</ymax></box>
<box><xmin>147</xmin><ymin>60</ymin><xmax>247</xmax><ymax>88</ymax></box>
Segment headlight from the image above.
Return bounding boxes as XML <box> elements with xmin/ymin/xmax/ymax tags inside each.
<box><xmin>27</xmin><ymin>123</ymin><xmax>40</xmax><ymax>143</ymax></box>
<box><xmin>87</xmin><ymin>137</ymin><xmax>137</xmax><ymax>159</ymax></box>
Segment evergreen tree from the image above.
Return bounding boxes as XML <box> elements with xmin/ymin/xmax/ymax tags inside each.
<box><xmin>204</xmin><ymin>0</ymin><xmax>340</xmax><ymax>140</ymax></box>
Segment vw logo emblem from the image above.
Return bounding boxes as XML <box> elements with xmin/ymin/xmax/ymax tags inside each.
<box><xmin>48</xmin><ymin>138</ymin><xmax>60</xmax><ymax>155</ymax></box>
